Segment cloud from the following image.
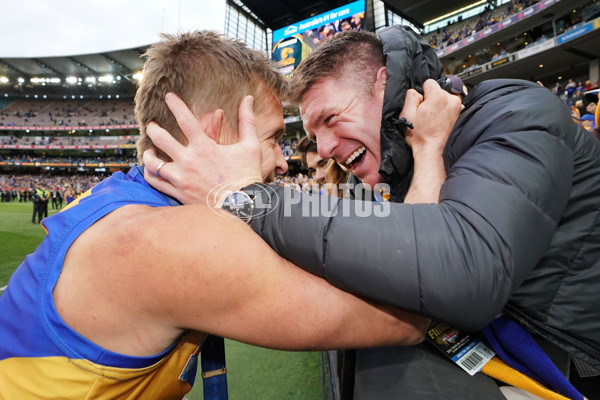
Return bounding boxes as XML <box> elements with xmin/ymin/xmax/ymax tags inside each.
<box><xmin>0</xmin><ymin>0</ymin><xmax>225</xmax><ymax>58</ymax></box>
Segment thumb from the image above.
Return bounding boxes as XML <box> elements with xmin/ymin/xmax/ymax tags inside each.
<box><xmin>238</xmin><ymin>95</ymin><xmax>258</xmax><ymax>144</ymax></box>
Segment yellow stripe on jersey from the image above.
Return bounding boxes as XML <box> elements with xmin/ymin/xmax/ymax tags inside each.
<box><xmin>0</xmin><ymin>331</ymin><xmax>205</xmax><ymax>400</ymax></box>
<box><xmin>41</xmin><ymin>187</ymin><xmax>95</xmax><ymax>234</ymax></box>
<box><xmin>60</xmin><ymin>187</ymin><xmax>95</xmax><ymax>213</ymax></box>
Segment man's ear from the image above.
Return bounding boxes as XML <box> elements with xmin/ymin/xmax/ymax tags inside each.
<box><xmin>377</xmin><ymin>66</ymin><xmax>387</xmax><ymax>83</ymax></box>
<box><xmin>375</xmin><ymin>67</ymin><xmax>387</xmax><ymax>95</ymax></box>
<box><xmin>204</xmin><ymin>109</ymin><xmax>224</xmax><ymax>144</ymax></box>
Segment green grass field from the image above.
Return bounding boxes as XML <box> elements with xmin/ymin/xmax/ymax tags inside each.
<box><xmin>0</xmin><ymin>201</ymin><xmax>324</xmax><ymax>400</ymax></box>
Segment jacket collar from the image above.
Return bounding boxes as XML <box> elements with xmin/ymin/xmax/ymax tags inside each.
<box><xmin>376</xmin><ymin>25</ymin><xmax>450</xmax><ymax>201</ymax></box>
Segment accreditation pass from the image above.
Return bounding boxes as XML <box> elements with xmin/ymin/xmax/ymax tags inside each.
<box><xmin>426</xmin><ymin>320</ymin><xmax>496</xmax><ymax>376</ymax></box>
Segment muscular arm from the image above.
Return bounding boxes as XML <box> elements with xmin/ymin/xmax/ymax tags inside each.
<box><xmin>55</xmin><ymin>202</ymin><xmax>429</xmax><ymax>356</ymax></box>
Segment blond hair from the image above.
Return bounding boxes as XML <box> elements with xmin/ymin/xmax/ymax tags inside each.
<box><xmin>135</xmin><ymin>31</ymin><xmax>288</xmax><ymax>162</ymax></box>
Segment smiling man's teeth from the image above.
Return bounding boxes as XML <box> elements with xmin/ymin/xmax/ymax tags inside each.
<box><xmin>345</xmin><ymin>146</ymin><xmax>366</xmax><ymax>165</ymax></box>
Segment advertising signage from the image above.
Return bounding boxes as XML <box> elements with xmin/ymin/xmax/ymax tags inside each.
<box><xmin>272</xmin><ymin>0</ymin><xmax>365</xmax><ymax>76</ymax></box>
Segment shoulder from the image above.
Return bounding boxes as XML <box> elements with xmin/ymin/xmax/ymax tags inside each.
<box><xmin>63</xmin><ymin>203</ymin><xmax>227</xmax><ymax>290</ymax></box>
<box><xmin>447</xmin><ymin>79</ymin><xmax>574</xmax><ymax>159</ymax></box>
<box><xmin>58</xmin><ymin>201</ymin><xmax>257</xmax><ymax>319</ymax></box>
<box><xmin>464</xmin><ymin>79</ymin><xmax>569</xmax><ymax>122</ymax></box>
<box><xmin>54</xmin><ymin>203</ymin><xmax>229</xmax><ymax>353</ymax></box>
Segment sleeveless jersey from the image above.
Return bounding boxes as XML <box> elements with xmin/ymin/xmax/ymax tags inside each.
<box><xmin>0</xmin><ymin>167</ymin><xmax>205</xmax><ymax>399</ymax></box>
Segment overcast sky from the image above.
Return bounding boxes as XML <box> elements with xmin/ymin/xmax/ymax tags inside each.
<box><xmin>0</xmin><ymin>0</ymin><xmax>226</xmax><ymax>58</ymax></box>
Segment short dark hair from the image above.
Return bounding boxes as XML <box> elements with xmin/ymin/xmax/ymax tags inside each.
<box><xmin>290</xmin><ymin>30</ymin><xmax>385</xmax><ymax>104</ymax></box>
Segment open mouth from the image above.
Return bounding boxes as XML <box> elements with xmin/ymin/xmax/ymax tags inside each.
<box><xmin>343</xmin><ymin>146</ymin><xmax>366</xmax><ymax>172</ymax></box>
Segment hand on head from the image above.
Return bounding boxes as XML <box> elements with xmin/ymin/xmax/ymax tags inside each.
<box><xmin>143</xmin><ymin>93</ymin><xmax>263</xmax><ymax>207</ymax></box>
<box><xmin>400</xmin><ymin>79</ymin><xmax>464</xmax><ymax>152</ymax></box>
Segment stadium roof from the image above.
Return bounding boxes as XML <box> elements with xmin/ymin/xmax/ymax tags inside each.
<box><xmin>1</xmin><ymin>48</ymin><xmax>147</xmax><ymax>80</ymax></box>
<box><xmin>376</xmin><ymin>0</ymin><xmax>478</xmax><ymax>27</ymax></box>
<box><xmin>0</xmin><ymin>47</ymin><xmax>149</xmax><ymax>98</ymax></box>
<box><xmin>233</xmin><ymin>0</ymin><xmax>477</xmax><ymax>30</ymax></box>
<box><xmin>2</xmin><ymin>0</ymin><xmax>597</xmax><ymax>97</ymax></box>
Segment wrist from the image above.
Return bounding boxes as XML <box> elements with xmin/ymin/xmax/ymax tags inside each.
<box><xmin>218</xmin><ymin>182</ymin><xmax>273</xmax><ymax>222</ymax></box>
<box><xmin>211</xmin><ymin>176</ymin><xmax>262</xmax><ymax>208</ymax></box>
<box><xmin>411</xmin><ymin>141</ymin><xmax>445</xmax><ymax>159</ymax></box>
<box><xmin>221</xmin><ymin>190</ymin><xmax>255</xmax><ymax>223</ymax></box>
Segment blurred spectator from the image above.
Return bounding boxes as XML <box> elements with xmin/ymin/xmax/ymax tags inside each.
<box><xmin>295</xmin><ymin>136</ymin><xmax>349</xmax><ymax>197</ymax></box>
<box><xmin>324</xmin><ymin>159</ymin><xmax>350</xmax><ymax>198</ymax></box>
<box><xmin>580</xmin><ymin>114</ymin><xmax>596</xmax><ymax>131</ymax></box>
<box><xmin>575</xmin><ymin>82</ymin><xmax>585</xmax><ymax>98</ymax></box>
<box><xmin>552</xmin><ymin>82</ymin><xmax>563</xmax><ymax>96</ymax></box>
<box><xmin>565</xmin><ymin>79</ymin><xmax>577</xmax><ymax>98</ymax></box>
<box><xmin>296</xmin><ymin>136</ymin><xmax>328</xmax><ymax>186</ymax></box>
<box><xmin>447</xmin><ymin>75</ymin><xmax>468</xmax><ymax>101</ymax></box>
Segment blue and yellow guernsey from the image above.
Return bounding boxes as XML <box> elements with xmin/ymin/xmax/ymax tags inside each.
<box><xmin>0</xmin><ymin>167</ymin><xmax>205</xmax><ymax>399</ymax></box>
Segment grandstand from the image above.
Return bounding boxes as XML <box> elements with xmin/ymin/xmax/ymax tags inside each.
<box><xmin>1</xmin><ymin>0</ymin><xmax>598</xmax><ymax>181</ymax></box>
<box><xmin>0</xmin><ymin>99</ymin><xmax>136</xmax><ymax>127</ymax></box>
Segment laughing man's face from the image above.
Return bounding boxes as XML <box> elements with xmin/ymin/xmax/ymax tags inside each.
<box><xmin>300</xmin><ymin>77</ymin><xmax>385</xmax><ymax>188</ymax></box>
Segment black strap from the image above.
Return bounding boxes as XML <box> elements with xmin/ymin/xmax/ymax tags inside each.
<box><xmin>340</xmin><ymin>349</ymin><xmax>356</xmax><ymax>400</ymax></box>
<box><xmin>201</xmin><ymin>335</ymin><xmax>228</xmax><ymax>400</ymax></box>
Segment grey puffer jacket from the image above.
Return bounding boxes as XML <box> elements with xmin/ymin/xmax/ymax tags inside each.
<box><xmin>250</xmin><ymin>27</ymin><xmax>600</xmax><ymax>370</ymax></box>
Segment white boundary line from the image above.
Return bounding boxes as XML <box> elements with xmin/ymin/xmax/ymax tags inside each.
<box><xmin>0</xmin><ymin>285</ymin><xmax>7</xmax><ymax>292</ymax></box>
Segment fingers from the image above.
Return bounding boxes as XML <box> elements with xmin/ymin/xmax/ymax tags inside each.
<box><xmin>422</xmin><ymin>79</ymin><xmax>447</xmax><ymax>104</ymax></box>
<box><xmin>143</xmin><ymin>149</ymin><xmax>173</xmax><ymax>183</ymax></box>
<box><xmin>146</xmin><ymin>121</ymin><xmax>184</xmax><ymax>160</ymax></box>
<box><xmin>142</xmin><ymin>148</ymin><xmax>163</xmax><ymax>176</ymax></box>
<box><xmin>402</xmin><ymin>89</ymin><xmax>424</xmax><ymax>120</ymax></box>
<box><xmin>422</xmin><ymin>79</ymin><xmax>441</xmax><ymax>96</ymax></box>
<box><xmin>237</xmin><ymin>96</ymin><xmax>258</xmax><ymax>145</ymax></box>
<box><xmin>142</xmin><ymin>149</ymin><xmax>181</xmax><ymax>198</ymax></box>
<box><xmin>143</xmin><ymin>168</ymin><xmax>178</xmax><ymax>198</ymax></box>
<box><xmin>422</xmin><ymin>79</ymin><xmax>462</xmax><ymax>112</ymax></box>
<box><xmin>164</xmin><ymin>92</ymin><xmax>209</xmax><ymax>145</ymax></box>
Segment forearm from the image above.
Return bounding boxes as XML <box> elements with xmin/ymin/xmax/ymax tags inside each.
<box><xmin>165</xmin><ymin>211</ymin><xmax>428</xmax><ymax>350</ymax></box>
<box><xmin>266</xmin><ymin>269</ymin><xmax>430</xmax><ymax>350</ymax></box>
<box><xmin>404</xmin><ymin>144</ymin><xmax>446</xmax><ymax>204</ymax></box>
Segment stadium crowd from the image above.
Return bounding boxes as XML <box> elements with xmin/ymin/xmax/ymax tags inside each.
<box><xmin>0</xmin><ymin>135</ymin><xmax>136</xmax><ymax>146</ymax></box>
<box><xmin>551</xmin><ymin>78</ymin><xmax>599</xmax><ymax>99</ymax></box>
<box><xmin>424</xmin><ymin>0</ymin><xmax>542</xmax><ymax>50</ymax></box>
<box><xmin>0</xmin><ymin>173</ymin><xmax>104</xmax><ymax>206</ymax></box>
<box><xmin>549</xmin><ymin>77</ymin><xmax>600</xmax><ymax>135</ymax></box>
<box><xmin>0</xmin><ymin>171</ymin><xmax>322</xmax><ymax>203</ymax></box>
<box><xmin>433</xmin><ymin>0</ymin><xmax>600</xmax><ymax>77</ymax></box>
<box><xmin>279</xmin><ymin>138</ymin><xmax>298</xmax><ymax>157</ymax></box>
<box><xmin>0</xmin><ymin>155</ymin><xmax>136</xmax><ymax>165</ymax></box>
<box><xmin>0</xmin><ymin>17</ymin><xmax>599</xmax><ymax>400</ymax></box>
<box><xmin>0</xmin><ymin>99</ymin><xmax>136</xmax><ymax>127</ymax></box>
